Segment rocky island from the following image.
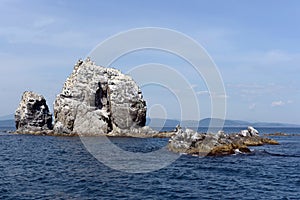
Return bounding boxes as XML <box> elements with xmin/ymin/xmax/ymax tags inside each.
<box><xmin>14</xmin><ymin>58</ymin><xmax>279</xmax><ymax>156</ymax></box>
<box><xmin>52</xmin><ymin>58</ymin><xmax>155</xmax><ymax>136</ymax></box>
<box><xmin>15</xmin><ymin>58</ymin><xmax>156</xmax><ymax>136</ymax></box>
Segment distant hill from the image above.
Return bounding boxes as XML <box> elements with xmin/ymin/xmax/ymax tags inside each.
<box><xmin>146</xmin><ymin>118</ymin><xmax>300</xmax><ymax>128</ymax></box>
<box><xmin>0</xmin><ymin>114</ymin><xmax>15</xmax><ymax>128</ymax></box>
<box><xmin>146</xmin><ymin>118</ymin><xmax>180</xmax><ymax>128</ymax></box>
<box><xmin>1</xmin><ymin>116</ymin><xmax>299</xmax><ymax>129</ymax></box>
<box><xmin>199</xmin><ymin>118</ymin><xmax>300</xmax><ymax>127</ymax></box>
<box><xmin>0</xmin><ymin>119</ymin><xmax>15</xmax><ymax>128</ymax></box>
<box><xmin>0</xmin><ymin>114</ymin><xmax>14</xmax><ymax>121</ymax></box>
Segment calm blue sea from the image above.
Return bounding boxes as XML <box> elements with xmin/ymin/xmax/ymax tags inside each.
<box><xmin>0</xmin><ymin>126</ymin><xmax>299</xmax><ymax>199</ymax></box>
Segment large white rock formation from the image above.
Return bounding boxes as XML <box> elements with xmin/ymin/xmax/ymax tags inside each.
<box><xmin>53</xmin><ymin>58</ymin><xmax>147</xmax><ymax>135</ymax></box>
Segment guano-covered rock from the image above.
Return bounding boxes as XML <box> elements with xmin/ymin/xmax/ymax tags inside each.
<box><xmin>53</xmin><ymin>58</ymin><xmax>147</xmax><ymax>135</ymax></box>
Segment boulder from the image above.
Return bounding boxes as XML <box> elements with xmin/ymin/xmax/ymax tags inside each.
<box><xmin>53</xmin><ymin>58</ymin><xmax>148</xmax><ymax>136</ymax></box>
<box><xmin>248</xmin><ymin>126</ymin><xmax>259</xmax><ymax>136</ymax></box>
<box><xmin>15</xmin><ymin>91</ymin><xmax>52</xmax><ymax>133</ymax></box>
<box><xmin>107</xmin><ymin>126</ymin><xmax>157</xmax><ymax>137</ymax></box>
<box><xmin>239</xmin><ymin>126</ymin><xmax>259</xmax><ymax>137</ymax></box>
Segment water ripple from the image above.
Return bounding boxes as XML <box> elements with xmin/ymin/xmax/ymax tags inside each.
<box><xmin>0</xmin><ymin>129</ymin><xmax>299</xmax><ymax>199</ymax></box>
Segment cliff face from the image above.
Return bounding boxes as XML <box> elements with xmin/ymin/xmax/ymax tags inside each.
<box><xmin>53</xmin><ymin>58</ymin><xmax>147</xmax><ymax>135</ymax></box>
<box><xmin>15</xmin><ymin>91</ymin><xmax>52</xmax><ymax>133</ymax></box>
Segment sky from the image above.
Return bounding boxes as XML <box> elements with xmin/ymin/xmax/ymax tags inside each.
<box><xmin>0</xmin><ymin>0</ymin><xmax>299</xmax><ymax>124</ymax></box>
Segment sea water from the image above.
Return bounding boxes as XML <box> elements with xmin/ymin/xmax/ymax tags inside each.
<box><xmin>0</xmin><ymin>126</ymin><xmax>299</xmax><ymax>199</ymax></box>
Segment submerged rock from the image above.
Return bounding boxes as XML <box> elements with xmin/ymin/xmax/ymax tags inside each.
<box><xmin>168</xmin><ymin>126</ymin><xmax>278</xmax><ymax>156</ymax></box>
<box><xmin>15</xmin><ymin>91</ymin><xmax>53</xmax><ymax>134</ymax></box>
<box><xmin>53</xmin><ymin>58</ymin><xmax>148</xmax><ymax>136</ymax></box>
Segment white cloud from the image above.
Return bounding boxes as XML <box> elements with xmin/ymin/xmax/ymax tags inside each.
<box><xmin>189</xmin><ymin>84</ymin><xmax>198</xmax><ymax>89</ymax></box>
<box><xmin>262</xmin><ymin>50</ymin><xmax>293</xmax><ymax>64</ymax></box>
<box><xmin>249</xmin><ymin>103</ymin><xmax>256</xmax><ymax>110</ymax></box>
<box><xmin>271</xmin><ymin>100</ymin><xmax>285</xmax><ymax>107</ymax></box>
<box><xmin>0</xmin><ymin>25</ymin><xmax>96</xmax><ymax>48</ymax></box>
<box><xmin>196</xmin><ymin>90</ymin><xmax>209</xmax><ymax>95</ymax></box>
<box><xmin>211</xmin><ymin>93</ymin><xmax>229</xmax><ymax>99</ymax></box>
<box><xmin>196</xmin><ymin>90</ymin><xmax>229</xmax><ymax>99</ymax></box>
<box><xmin>271</xmin><ymin>100</ymin><xmax>293</xmax><ymax>107</ymax></box>
<box><xmin>228</xmin><ymin>83</ymin><xmax>287</xmax><ymax>98</ymax></box>
<box><xmin>33</xmin><ymin>17</ymin><xmax>56</xmax><ymax>28</ymax></box>
<box><xmin>217</xmin><ymin>50</ymin><xmax>294</xmax><ymax>65</ymax></box>
<box><xmin>194</xmin><ymin>27</ymin><xmax>237</xmax><ymax>52</ymax></box>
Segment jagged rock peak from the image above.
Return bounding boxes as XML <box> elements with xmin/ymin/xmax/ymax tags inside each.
<box><xmin>53</xmin><ymin>58</ymin><xmax>147</xmax><ymax>135</ymax></box>
<box><xmin>15</xmin><ymin>91</ymin><xmax>52</xmax><ymax>132</ymax></box>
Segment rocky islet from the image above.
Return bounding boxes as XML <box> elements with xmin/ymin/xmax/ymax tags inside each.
<box><xmin>53</xmin><ymin>58</ymin><xmax>150</xmax><ymax>136</ymax></box>
<box><xmin>15</xmin><ymin>58</ymin><xmax>154</xmax><ymax>136</ymax></box>
<box><xmin>167</xmin><ymin>125</ymin><xmax>279</xmax><ymax>156</ymax></box>
<box><xmin>15</xmin><ymin>91</ymin><xmax>53</xmax><ymax>134</ymax></box>
<box><xmin>14</xmin><ymin>58</ymin><xmax>279</xmax><ymax>156</ymax></box>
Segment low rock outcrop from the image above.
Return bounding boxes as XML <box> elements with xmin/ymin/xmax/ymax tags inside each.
<box><xmin>264</xmin><ymin>132</ymin><xmax>300</xmax><ymax>136</ymax></box>
<box><xmin>53</xmin><ymin>58</ymin><xmax>149</xmax><ymax>136</ymax></box>
<box><xmin>168</xmin><ymin>126</ymin><xmax>279</xmax><ymax>156</ymax></box>
<box><xmin>15</xmin><ymin>91</ymin><xmax>53</xmax><ymax>134</ymax></box>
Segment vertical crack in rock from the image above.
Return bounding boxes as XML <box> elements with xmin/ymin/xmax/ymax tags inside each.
<box><xmin>95</xmin><ymin>82</ymin><xmax>103</xmax><ymax>109</ymax></box>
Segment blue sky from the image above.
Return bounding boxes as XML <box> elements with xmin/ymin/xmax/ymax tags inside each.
<box><xmin>0</xmin><ymin>0</ymin><xmax>299</xmax><ymax>124</ymax></box>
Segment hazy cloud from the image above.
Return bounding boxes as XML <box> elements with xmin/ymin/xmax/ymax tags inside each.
<box><xmin>196</xmin><ymin>90</ymin><xmax>209</xmax><ymax>95</ymax></box>
<box><xmin>249</xmin><ymin>103</ymin><xmax>256</xmax><ymax>110</ymax></box>
<box><xmin>228</xmin><ymin>83</ymin><xmax>287</xmax><ymax>98</ymax></box>
<box><xmin>216</xmin><ymin>49</ymin><xmax>300</xmax><ymax>67</ymax></box>
<box><xmin>271</xmin><ymin>100</ymin><xmax>285</xmax><ymax>107</ymax></box>
<box><xmin>33</xmin><ymin>17</ymin><xmax>56</xmax><ymax>28</ymax></box>
<box><xmin>0</xmin><ymin>25</ymin><xmax>96</xmax><ymax>48</ymax></box>
<box><xmin>196</xmin><ymin>90</ymin><xmax>228</xmax><ymax>99</ymax></box>
<box><xmin>211</xmin><ymin>93</ymin><xmax>229</xmax><ymax>99</ymax></box>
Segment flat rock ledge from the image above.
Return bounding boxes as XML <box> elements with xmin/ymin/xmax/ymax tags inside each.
<box><xmin>264</xmin><ymin>132</ymin><xmax>300</xmax><ymax>136</ymax></box>
<box><xmin>168</xmin><ymin>126</ymin><xmax>279</xmax><ymax>156</ymax></box>
<box><xmin>13</xmin><ymin>127</ymin><xmax>156</xmax><ymax>137</ymax></box>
